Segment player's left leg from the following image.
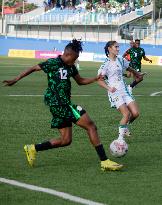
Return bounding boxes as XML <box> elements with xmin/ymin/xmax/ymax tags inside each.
<box><xmin>127</xmin><ymin>72</ymin><xmax>135</xmax><ymax>94</ymax></box>
<box><xmin>130</xmin><ymin>75</ymin><xmax>143</xmax><ymax>89</ymax></box>
<box><xmin>76</xmin><ymin>113</ymin><xmax>123</xmax><ymax>171</ymax></box>
<box><xmin>127</xmin><ymin>101</ymin><xmax>139</xmax><ymax>124</ymax></box>
<box><xmin>129</xmin><ymin>69</ymin><xmax>147</xmax><ymax>91</ymax></box>
<box><xmin>76</xmin><ymin>112</ymin><xmax>100</xmax><ymax>146</ymax></box>
<box><xmin>124</xmin><ymin>70</ymin><xmax>132</xmax><ymax>78</ymax></box>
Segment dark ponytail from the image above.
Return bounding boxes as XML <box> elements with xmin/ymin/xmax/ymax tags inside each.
<box><xmin>104</xmin><ymin>41</ymin><xmax>117</xmax><ymax>57</ymax></box>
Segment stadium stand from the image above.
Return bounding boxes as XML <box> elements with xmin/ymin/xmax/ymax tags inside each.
<box><xmin>3</xmin><ymin>1</ymin><xmax>153</xmax><ymax>42</ymax></box>
<box><xmin>6</xmin><ymin>3</ymin><xmax>153</xmax><ymax>25</ymax></box>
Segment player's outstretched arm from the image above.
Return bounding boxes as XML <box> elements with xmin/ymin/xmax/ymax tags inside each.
<box><xmin>98</xmin><ymin>79</ymin><xmax>116</xmax><ymax>93</ymax></box>
<box><xmin>3</xmin><ymin>65</ymin><xmax>41</xmax><ymax>86</ymax></box>
<box><xmin>73</xmin><ymin>73</ymin><xmax>103</xmax><ymax>85</ymax></box>
<box><xmin>143</xmin><ymin>56</ymin><xmax>152</xmax><ymax>63</ymax></box>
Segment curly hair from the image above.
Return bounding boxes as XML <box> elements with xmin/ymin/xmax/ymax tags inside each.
<box><xmin>65</xmin><ymin>39</ymin><xmax>83</xmax><ymax>54</ymax></box>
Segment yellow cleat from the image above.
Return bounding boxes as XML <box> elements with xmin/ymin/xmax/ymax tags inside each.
<box><xmin>101</xmin><ymin>159</ymin><xmax>123</xmax><ymax>171</ymax></box>
<box><xmin>24</xmin><ymin>144</ymin><xmax>36</xmax><ymax>167</ymax></box>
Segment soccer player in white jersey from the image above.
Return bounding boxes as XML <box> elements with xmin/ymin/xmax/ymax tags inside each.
<box><xmin>98</xmin><ymin>41</ymin><xmax>145</xmax><ymax>141</ymax></box>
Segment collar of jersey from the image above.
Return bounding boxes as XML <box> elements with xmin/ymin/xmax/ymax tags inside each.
<box><xmin>58</xmin><ymin>55</ymin><xmax>72</xmax><ymax>68</ymax></box>
<box><xmin>106</xmin><ymin>56</ymin><xmax>117</xmax><ymax>62</ymax></box>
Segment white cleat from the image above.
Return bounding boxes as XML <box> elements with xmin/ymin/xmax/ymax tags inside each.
<box><xmin>125</xmin><ymin>128</ymin><xmax>131</xmax><ymax>137</ymax></box>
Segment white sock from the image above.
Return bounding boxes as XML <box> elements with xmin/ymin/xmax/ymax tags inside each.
<box><xmin>118</xmin><ymin>125</ymin><xmax>127</xmax><ymax>141</ymax></box>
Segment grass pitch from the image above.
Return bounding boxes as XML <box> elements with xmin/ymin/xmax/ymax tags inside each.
<box><xmin>0</xmin><ymin>57</ymin><xmax>162</xmax><ymax>205</ymax></box>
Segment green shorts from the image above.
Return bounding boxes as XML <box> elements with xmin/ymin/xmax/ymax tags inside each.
<box><xmin>130</xmin><ymin>62</ymin><xmax>141</xmax><ymax>72</ymax></box>
<box><xmin>49</xmin><ymin>103</ymin><xmax>86</xmax><ymax>129</ymax></box>
<box><xmin>136</xmin><ymin>68</ymin><xmax>141</xmax><ymax>72</ymax></box>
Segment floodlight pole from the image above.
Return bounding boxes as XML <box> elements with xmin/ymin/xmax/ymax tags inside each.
<box><xmin>23</xmin><ymin>0</ymin><xmax>25</xmax><ymax>14</ymax></box>
<box><xmin>152</xmin><ymin>0</ymin><xmax>156</xmax><ymax>46</ymax></box>
<box><xmin>1</xmin><ymin>0</ymin><xmax>5</xmax><ymax>33</ymax></box>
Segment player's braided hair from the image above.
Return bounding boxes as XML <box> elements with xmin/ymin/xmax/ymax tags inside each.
<box><xmin>65</xmin><ymin>39</ymin><xmax>83</xmax><ymax>53</ymax></box>
<box><xmin>135</xmin><ymin>39</ymin><xmax>140</xmax><ymax>43</ymax></box>
<box><xmin>104</xmin><ymin>41</ymin><xmax>117</xmax><ymax>57</ymax></box>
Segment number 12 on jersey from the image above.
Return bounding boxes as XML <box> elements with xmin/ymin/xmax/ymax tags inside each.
<box><xmin>59</xmin><ymin>68</ymin><xmax>67</xmax><ymax>79</ymax></box>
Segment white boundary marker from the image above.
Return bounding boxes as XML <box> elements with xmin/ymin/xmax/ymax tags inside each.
<box><xmin>0</xmin><ymin>177</ymin><xmax>106</xmax><ymax>205</ymax></box>
<box><xmin>150</xmin><ymin>91</ymin><xmax>162</xmax><ymax>96</ymax></box>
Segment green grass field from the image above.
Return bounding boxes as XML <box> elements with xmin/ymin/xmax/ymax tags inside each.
<box><xmin>0</xmin><ymin>57</ymin><xmax>162</xmax><ymax>205</ymax></box>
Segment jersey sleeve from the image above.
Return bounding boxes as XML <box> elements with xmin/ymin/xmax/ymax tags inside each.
<box><xmin>71</xmin><ymin>65</ymin><xmax>79</xmax><ymax>77</ymax></box>
<box><xmin>98</xmin><ymin>59</ymin><xmax>108</xmax><ymax>75</ymax></box>
<box><xmin>125</xmin><ymin>48</ymin><xmax>130</xmax><ymax>54</ymax></box>
<box><xmin>117</xmin><ymin>57</ymin><xmax>129</xmax><ymax>72</ymax></box>
<box><xmin>142</xmin><ymin>48</ymin><xmax>146</xmax><ymax>57</ymax></box>
<box><xmin>38</xmin><ymin>58</ymin><xmax>57</xmax><ymax>73</ymax></box>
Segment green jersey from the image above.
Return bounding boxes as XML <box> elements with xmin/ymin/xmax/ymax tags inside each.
<box><xmin>126</xmin><ymin>47</ymin><xmax>145</xmax><ymax>71</ymax></box>
<box><xmin>39</xmin><ymin>56</ymin><xmax>78</xmax><ymax>106</ymax></box>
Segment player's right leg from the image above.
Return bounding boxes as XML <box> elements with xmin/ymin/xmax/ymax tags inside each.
<box><xmin>24</xmin><ymin>105</ymin><xmax>74</xmax><ymax>166</ymax></box>
<box><xmin>24</xmin><ymin>144</ymin><xmax>36</xmax><ymax>167</ymax></box>
<box><xmin>76</xmin><ymin>112</ymin><xmax>123</xmax><ymax>171</ymax></box>
<box><xmin>112</xmin><ymin>93</ymin><xmax>131</xmax><ymax>140</ymax></box>
<box><xmin>24</xmin><ymin>127</ymin><xmax>72</xmax><ymax>167</ymax></box>
<box><xmin>117</xmin><ymin>104</ymin><xmax>130</xmax><ymax>141</ymax></box>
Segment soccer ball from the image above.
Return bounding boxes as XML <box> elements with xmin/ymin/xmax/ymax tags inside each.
<box><xmin>110</xmin><ymin>139</ymin><xmax>128</xmax><ymax>158</ymax></box>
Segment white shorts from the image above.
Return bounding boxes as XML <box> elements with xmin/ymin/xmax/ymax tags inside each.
<box><xmin>108</xmin><ymin>90</ymin><xmax>134</xmax><ymax>109</ymax></box>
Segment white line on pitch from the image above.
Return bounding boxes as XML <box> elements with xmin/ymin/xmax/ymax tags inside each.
<box><xmin>150</xmin><ymin>91</ymin><xmax>162</xmax><ymax>96</ymax></box>
<box><xmin>6</xmin><ymin>94</ymin><xmax>144</xmax><ymax>97</ymax></box>
<box><xmin>0</xmin><ymin>177</ymin><xmax>106</xmax><ymax>205</ymax></box>
<box><xmin>0</xmin><ymin>64</ymin><xmax>34</xmax><ymax>66</ymax></box>
<box><xmin>7</xmin><ymin>94</ymin><xmax>98</xmax><ymax>97</ymax></box>
<box><xmin>8</xmin><ymin>94</ymin><xmax>43</xmax><ymax>97</ymax></box>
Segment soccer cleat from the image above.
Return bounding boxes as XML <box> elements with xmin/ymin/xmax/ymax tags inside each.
<box><xmin>101</xmin><ymin>159</ymin><xmax>123</xmax><ymax>171</ymax></box>
<box><xmin>127</xmin><ymin>85</ymin><xmax>133</xmax><ymax>95</ymax></box>
<box><xmin>124</xmin><ymin>128</ymin><xmax>131</xmax><ymax>137</ymax></box>
<box><xmin>24</xmin><ymin>144</ymin><xmax>36</xmax><ymax>167</ymax></box>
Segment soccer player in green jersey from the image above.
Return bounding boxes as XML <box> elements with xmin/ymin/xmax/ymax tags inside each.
<box><xmin>123</xmin><ymin>39</ymin><xmax>152</xmax><ymax>93</ymax></box>
<box><xmin>3</xmin><ymin>39</ymin><xmax>123</xmax><ymax>171</ymax></box>
<box><xmin>123</xmin><ymin>40</ymin><xmax>134</xmax><ymax>62</ymax></box>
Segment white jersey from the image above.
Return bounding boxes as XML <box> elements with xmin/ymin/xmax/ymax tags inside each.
<box><xmin>98</xmin><ymin>56</ymin><xmax>129</xmax><ymax>91</ymax></box>
<box><xmin>98</xmin><ymin>56</ymin><xmax>134</xmax><ymax>109</ymax></box>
